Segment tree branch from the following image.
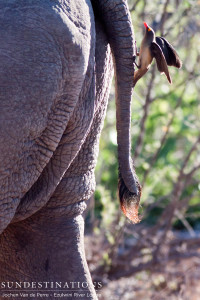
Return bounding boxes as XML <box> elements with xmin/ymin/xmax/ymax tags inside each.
<box><xmin>129</xmin><ymin>0</ymin><xmax>140</xmax><ymax>12</ymax></box>
<box><xmin>142</xmin><ymin>88</ymin><xmax>186</xmax><ymax>185</ymax></box>
<box><xmin>133</xmin><ymin>66</ymin><xmax>156</xmax><ymax>160</ymax></box>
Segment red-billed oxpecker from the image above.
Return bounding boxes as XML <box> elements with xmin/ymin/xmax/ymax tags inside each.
<box><xmin>133</xmin><ymin>22</ymin><xmax>182</xmax><ymax>85</ymax></box>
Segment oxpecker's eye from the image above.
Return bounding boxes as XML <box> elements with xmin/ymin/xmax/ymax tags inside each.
<box><xmin>148</xmin><ymin>28</ymin><xmax>151</xmax><ymax>31</ymax></box>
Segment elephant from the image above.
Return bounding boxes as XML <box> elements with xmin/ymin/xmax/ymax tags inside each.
<box><xmin>0</xmin><ymin>0</ymin><xmax>141</xmax><ymax>299</ymax></box>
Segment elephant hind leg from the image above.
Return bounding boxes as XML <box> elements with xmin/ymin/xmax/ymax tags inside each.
<box><xmin>0</xmin><ymin>213</ymin><xmax>97</xmax><ymax>299</ymax></box>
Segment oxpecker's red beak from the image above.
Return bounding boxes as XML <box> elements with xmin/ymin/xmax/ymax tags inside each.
<box><xmin>144</xmin><ymin>22</ymin><xmax>148</xmax><ymax>28</ymax></box>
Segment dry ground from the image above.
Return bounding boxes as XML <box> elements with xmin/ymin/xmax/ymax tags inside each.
<box><xmin>85</xmin><ymin>232</ymin><xmax>200</xmax><ymax>300</ymax></box>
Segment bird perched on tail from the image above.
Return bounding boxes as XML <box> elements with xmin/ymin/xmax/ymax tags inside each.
<box><xmin>133</xmin><ymin>22</ymin><xmax>182</xmax><ymax>85</ymax></box>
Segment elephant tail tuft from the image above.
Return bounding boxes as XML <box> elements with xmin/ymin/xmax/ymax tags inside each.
<box><xmin>118</xmin><ymin>172</ymin><xmax>141</xmax><ymax>224</ymax></box>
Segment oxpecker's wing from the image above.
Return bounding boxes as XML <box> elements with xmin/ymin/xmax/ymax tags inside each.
<box><xmin>150</xmin><ymin>42</ymin><xmax>172</xmax><ymax>84</ymax></box>
<box><xmin>156</xmin><ymin>37</ymin><xmax>182</xmax><ymax>68</ymax></box>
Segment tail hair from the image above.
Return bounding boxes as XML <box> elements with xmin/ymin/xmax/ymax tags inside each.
<box><xmin>118</xmin><ymin>171</ymin><xmax>142</xmax><ymax>223</ymax></box>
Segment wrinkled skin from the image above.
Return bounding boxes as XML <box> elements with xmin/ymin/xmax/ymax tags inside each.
<box><xmin>0</xmin><ymin>0</ymin><xmax>138</xmax><ymax>299</ymax></box>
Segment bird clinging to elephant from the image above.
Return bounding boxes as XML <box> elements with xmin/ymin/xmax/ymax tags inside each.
<box><xmin>0</xmin><ymin>0</ymin><xmax>140</xmax><ymax>299</ymax></box>
<box><xmin>134</xmin><ymin>22</ymin><xmax>182</xmax><ymax>85</ymax></box>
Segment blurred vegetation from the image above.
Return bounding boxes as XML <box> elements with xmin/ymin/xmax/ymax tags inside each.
<box><xmin>86</xmin><ymin>0</ymin><xmax>200</xmax><ymax>291</ymax></box>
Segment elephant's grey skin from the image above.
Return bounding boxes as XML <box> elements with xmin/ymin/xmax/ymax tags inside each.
<box><xmin>0</xmin><ymin>0</ymin><xmax>138</xmax><ymax>299</ymax></box>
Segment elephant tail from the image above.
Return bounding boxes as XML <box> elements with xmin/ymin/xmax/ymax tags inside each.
<box><xmin>118</xmin><ymin>170</ymin><xmax>141</xmax><ymax>224</ymax></box>
<box><xmin>92</xmin><ymin>0</ymin><xmax>142</xmax><ymax>223</ymax></box>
